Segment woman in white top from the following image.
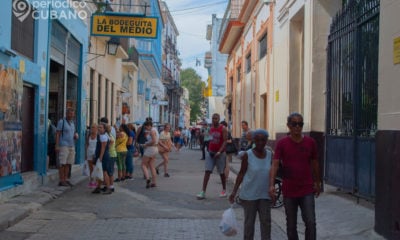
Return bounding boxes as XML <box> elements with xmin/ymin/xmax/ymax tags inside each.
<box><xmin>85</xmin><ymin>123</ymin><xmax>97</xmax><ymax>188</ymax></box>
<box><xmin>229</xmin><ymin>129</ymin><xmax>272</xmax><ymax>240</ymax></box>
<box><xmin>139</xmin><ymin>120</ymin><xmax>159</xmax><ymax>188</ymax></box>
<box><xmin>156</xmin><ymin>123</ymin><xmax>173</xmax><ymax>177</ymax></box>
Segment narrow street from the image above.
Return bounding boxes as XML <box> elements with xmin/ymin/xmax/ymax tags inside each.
<box><xmin>0</xmin><ymin>147</ymin><xmax>287</xmax><ymax>240</ymax></box>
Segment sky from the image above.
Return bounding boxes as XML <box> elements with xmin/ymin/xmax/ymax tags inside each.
<box><xmin>163</xmin><ymin>0</ymin><xmax>228</xmax><ymax>81</ymax></box>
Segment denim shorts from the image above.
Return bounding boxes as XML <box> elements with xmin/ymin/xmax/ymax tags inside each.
<box><xmin>101</xmin><ymin>155</ymin><xmax>115</xmax><ymax>176</ymax></box>
<box><xmin>205</xmin><ymin>151</ymin><xmax>226</xmax><ymax>174</ymax></box>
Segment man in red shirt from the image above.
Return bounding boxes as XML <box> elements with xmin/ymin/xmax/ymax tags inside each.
<box><xmin>197</xmin><ymin>113</ymin><xmax>228</xmax><ymax>199</ymax></box>
<box><xmin>269</xmin><ymin>112</ymin><xmax>321</xmax><ymax>240</ymax></box>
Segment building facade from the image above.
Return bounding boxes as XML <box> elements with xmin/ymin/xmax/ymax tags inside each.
<box><xmin>160</xmin><ymin>1</ymin><xmax>182</xmax><ymax>129</ymax></box>
<box><xmin>375</xmin><ymin>0</ymin><xmax>400</xmax><ymax>238</ymax></box>
<box><xmin>219</xmin><ymin>0</ymin><xmax>274</xmax><ymax>137</ymax></box>
<box><xmin>204</xmin><ymin>14</ymin><xmax>228</xmax><ymax>120</ymax></box>
<box><xmin>0</xmin><ymin>0</ymin><xmax>87</xmax><ymax>195</ymax></box>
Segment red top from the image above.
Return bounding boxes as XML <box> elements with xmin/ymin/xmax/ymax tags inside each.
<box><xmin>208</xmin><ymin>125</ymin><xmax>224</xmax><ymax>153</ymax></box>
<box><xmin>273</xmin><ymin>136</ymin><xmax>318</xmax><ymax>198</ymax></box>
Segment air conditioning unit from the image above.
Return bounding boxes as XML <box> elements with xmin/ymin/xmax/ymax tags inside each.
<box><xmin>263</xmin><ymin>0</ymin><xmax>275</xmax><ymax>5</ymax></box>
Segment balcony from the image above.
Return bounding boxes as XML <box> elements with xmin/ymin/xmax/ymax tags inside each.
<box><xmin>122</xmin><ymin>43</ymin><xmax>139</xmax><ymax>71</ymax></box>
<box><xmin>162</xmin><ymin>65</ymin><xmax>173</xmax><ymax>83</ymax></box>
<box><xmin>219</xmin><ymin>0</ymin><xmax>258</xmax><ymax>54</ymax></box>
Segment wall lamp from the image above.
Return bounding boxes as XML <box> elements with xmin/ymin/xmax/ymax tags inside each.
<box><xmin>152</xmin><ymin>95</ymin><xmax>158</xmax><ymax>105</ymax></box>
<box><xmin>107</xmin><ymin>37</ymin><xmax>120</xmax><ymax>55</ymax></box>
<box><xmin>86</xmin><ymin>37</ymin><xmax>120</xmax><ymax>63</ymax></box>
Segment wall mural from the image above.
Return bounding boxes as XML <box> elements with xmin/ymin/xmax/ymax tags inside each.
<box><xmin>0</xmin><ymin>64</ymin><xmax>22</xmax><ymax>177</ymax></box>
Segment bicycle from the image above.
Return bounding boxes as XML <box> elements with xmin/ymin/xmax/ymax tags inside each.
<box><xmin>271</xmin><ymin>176</ymin><xmax>283</xmax><ymax>208</ymax></box>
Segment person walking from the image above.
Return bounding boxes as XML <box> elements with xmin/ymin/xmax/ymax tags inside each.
<box><xmin>229</xmin><ymin>129</ymin><xmax>273</xmax><ymax>240</ymax></box>
<box><xmin>240</xmin><ymin>120</ymin><xmax>251</xmax><ymax>151</ymax></box>
<box><xmin>135</xmin><ymin>122</ymin><xmax>147</xmax><ymax>157</ymax></box>
<box><xmin>125</xmin><ymin>123</ymin><xmax>135</xmax><ymax>180</ymax></box>
<box><xmin>269</xmin><ymin>112</ymin><xmax>321</xmax><ymax>240</ymax></box>
<box><xmin>55</xmin><ymin>108</ymin><xmax>78</xmax><ymax>187</ymax></box>
<box><xmin>115</xmin><ymin>124</ymin><xmax>128</xmax><ymax>182</ymax></box>
<box><xmin>220</xmin><ymin>121</ymin><xmax>233</xmax><ymax>180</ymax></box>
<box><xmin>140</xmin><ymin>120</ymin><xmax>159</xmax><ymax>188</ymax></box>
<box><xmin>85</xmin><ymin>123</ymin><xmax>98</xmax><ymax>188</ymax></box>
<box><xmin>92</xmin><ymin>122</ymin><xmax>113</xmax><ymax>194</ymax></box>
<box><xmin>199</xmin><ymin>126</ymin><xmax>205</xmax><ymax>159</ymax></box>
<box><xmin>196</xmin><ymin>113</ymin><xmax>228</xmax><ymax>199</ymax></box>
<box><xmin>105</xmin><ymin>124</ymin><xmax>116</xmax><ymax>192</ymax></box>
<box><xmin>156</xmin><ymin>123</ymin><xmax>173</xmax><ymax>177</ymax></box>
<box><xmin>173</xmin><ymin>126</ymin><xmax>182</xmax><ymax>151</ymax></box>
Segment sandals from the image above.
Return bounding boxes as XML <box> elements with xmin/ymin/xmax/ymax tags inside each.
<box><xmin>146</xmin><ymin>179</ymin><xmax>151</xmax><ymax>189</ymax></box>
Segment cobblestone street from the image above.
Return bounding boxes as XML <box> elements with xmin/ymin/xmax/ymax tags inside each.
<box><xmin>0</xmin><ymin>147</ymin><xmax>288</xmax><ymax>240</ymax></box>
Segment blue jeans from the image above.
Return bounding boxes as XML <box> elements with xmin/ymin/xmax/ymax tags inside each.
<box><xmin>125</xmin><ymin>149</ymin><xmax>134</xmax><ymax>174</ymax></box>
<box><xmin>284</xmin><ymin>194</ymin><xmax>316</xmax><ymax>240</ymax></box>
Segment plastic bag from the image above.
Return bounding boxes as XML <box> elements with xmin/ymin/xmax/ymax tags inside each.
<box><xmin>92</xmin><ymin>160</ymin><xmax>104</xmax><ymax>181</ymax></box>
<box><xmin>82</xmin><ymin>160</ymin><xmax>90</xmax><ymax>176</ymax></box>
<box><xmin>219</xmin><ymin>206</ymin><xmax>239</xmax><ymax>237</ymax></box>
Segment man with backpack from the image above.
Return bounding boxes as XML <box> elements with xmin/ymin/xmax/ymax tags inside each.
<box><xmin>55</xmin><ymin>108</ymin><xmax>78</xmax><ymax>187</ymax></box>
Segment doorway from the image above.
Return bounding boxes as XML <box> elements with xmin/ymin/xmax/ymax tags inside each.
<box><xmin>21</xmin><ymin>85</ymin><xmax>35</xmax><ymax>172</ymax></box>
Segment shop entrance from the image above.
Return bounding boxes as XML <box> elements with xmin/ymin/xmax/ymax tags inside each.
<box><xmin>21</xmin><ymin>85</ymin><xmax>34</xmax><ymax>172</ymax></box>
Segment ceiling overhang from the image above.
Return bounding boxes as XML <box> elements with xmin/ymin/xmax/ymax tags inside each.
<box><xmin>219</xmin><ymin>21</ymin><xmax>244</xmax><ymax>54</ymax></box>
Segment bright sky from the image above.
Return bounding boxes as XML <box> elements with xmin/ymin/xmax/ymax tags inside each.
<box><xmin>163</xmin><ymin>0</ymin><xmax>228</xmax><ymax>81</ymax></box>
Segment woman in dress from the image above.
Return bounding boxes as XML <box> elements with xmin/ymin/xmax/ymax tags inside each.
<box><xmin>140</xmin><ymin>120</ymin><xmax>159</xmax><ymax>188</ymax></box>
<box><xmin>156</xmin><ymin>123</ymin><xmax>173</xmax><ymax>177</ymax></box>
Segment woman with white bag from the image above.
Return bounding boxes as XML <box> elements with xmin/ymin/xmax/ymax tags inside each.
<box><xmin>91</xmin><ymin>123</ymin><xmax>113</xmax><ymax>194</ymax></box>
<box><xmin>229</xmin><ymin>129</ymin><xmax>272</xmax><ymax>240</ymax></box>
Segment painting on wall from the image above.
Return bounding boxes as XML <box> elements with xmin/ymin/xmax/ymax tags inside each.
<box><xmin>0</xmin><ymin>64</ymin><xmax>23</xmax><ymax>177</ymax></box>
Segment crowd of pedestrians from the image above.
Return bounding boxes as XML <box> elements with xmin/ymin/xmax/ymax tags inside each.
<box><xmin>54</xmin><ymin>108</ymin><xmax>321</xmax><ymax>240</ymax></box>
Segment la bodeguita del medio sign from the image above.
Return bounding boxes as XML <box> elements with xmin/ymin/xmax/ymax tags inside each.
<box><xmin>91</xmin><ymin>13</ymin><xmax>158</xmax><ymax>39</ymax></box>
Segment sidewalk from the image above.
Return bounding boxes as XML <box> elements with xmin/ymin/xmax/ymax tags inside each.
<box><xmin>0</xmin><ymin>167</ymin><xmax>87</xmax><ymax>231</ymax></box>
<box><xmin>228</xmin><ymin>155</ymin><xmax>385</xmax><ymax>240</ymax></box>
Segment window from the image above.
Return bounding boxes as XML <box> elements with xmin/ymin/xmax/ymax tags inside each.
<box><xmin>259</xmin><ymin>33</ymin><xmax>267</xmax><ymax>59</ymax></box>
<box><xmin>246</xmin><ymin>54</ymin><xmax>251</xmax><ymax>73</ymax></box>
<box><xmin>11</xmin><ymin>0</ymin><xmax>35</xmax><ymax>59</ymax></box>
<box><xmin>145</xmin><ymin>88</ymin><xmax>151</xmax><ymax>101</ymax></box>
<box><xmin>98</xmin><ymin>74</ymin><xmax>102</xmax><ymax>118</ymax></box>
<box><xmin>105</xmin><ymin>79</ymin><xmax>109</xmax><ymax>118</ymax></box>
<box><xmin>138</xmin><ymin>80</ymin><xmax>145</xmax><ymax>95</ymax></box>
<box><xmin>90</xmin><ymin>69</ymin><xmax>95</xmax><ymax>124</ymax></box>
<box><xmin>237</xmin><ymin>65</ymin><xmax>241</xmax><ymax>83</ymax></box>
<box><xmin>230</xmin><ymin>77</ymin><xmax>233</xmax><ymax>93</ymax></box>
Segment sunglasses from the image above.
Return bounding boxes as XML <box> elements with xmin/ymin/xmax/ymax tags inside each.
<box><xmin>290</xmin><ymin>121</ymin><xmax>304</xmax><ymax>127</ymax></box>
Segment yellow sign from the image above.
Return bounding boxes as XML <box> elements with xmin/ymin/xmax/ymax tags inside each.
<box><xmin>394</xmin><ymin>37</ymin><xmax>400</xmax><ymax>65</ymax></box>
<box><xmin>19</xmin><ymin>60</ymin><xmax>25</xmax><ymax>73</ymax></box>
<box><xmin>91</xmin><ymin>14</ymin><xmax>158</xmax><ymax>39</ymax></box>
<box><xmin>275</xmin><ymin>90</ymin><xmax>279</xmax><ymax>102</ymax></box>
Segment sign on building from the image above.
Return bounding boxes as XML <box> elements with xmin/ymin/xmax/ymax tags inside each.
<box><xmin>91</xmin><ymin>13</ymin><xmax>158</xmax><ymax>39</ymax></box>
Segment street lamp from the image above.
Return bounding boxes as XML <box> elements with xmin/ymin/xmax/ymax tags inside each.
<box><xmin>149</xmin><ymin>95</ymin><xmax>158</xmax><ymax>119</ymax></box>
<box><xmin>107</xmin><ymin>37</ymin><xmax>120</xmax><ymax>55</ymax></box>
<box><xmin>152</xmin><ymin>95</ymin><xmax>158</xmax><ymax>105</ymax></box>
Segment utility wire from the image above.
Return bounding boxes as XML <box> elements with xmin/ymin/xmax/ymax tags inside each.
<box><xmin>168</xmin><ymin>1</ymin><xmax>227</xmax><ymax>13</ymax></box>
